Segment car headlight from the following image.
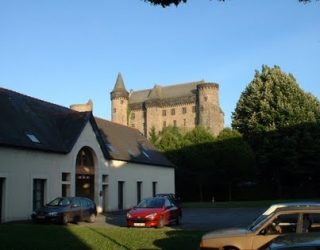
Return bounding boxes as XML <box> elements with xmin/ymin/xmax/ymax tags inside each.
<box><xmin>126</xmin><ymin>213</ymin><xmax>132</xmax><ymax>218</ymax></box>
<box><xmin>48</xmin><ymin>212</ymin><xmax>58</xmax><ymax>217</ymax></box>
<box><xmin>146</xmin><ymin>213</ymin><xmax>158</xmax><ymax>220</ymax></box>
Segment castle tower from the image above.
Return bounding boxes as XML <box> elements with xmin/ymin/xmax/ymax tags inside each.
<box><xmin>197</xmin><ymin>83</ymin><xmax>224</xmax><ymax>136</ymax></box>
<box><xmin>110</xmin><ymin>73</ymin><xmax>129</xmax><ymax>126</ymax></box>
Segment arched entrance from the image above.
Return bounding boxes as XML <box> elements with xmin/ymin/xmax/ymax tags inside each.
<box><xmin>76</xmin><ymin>147</ymin><xmax>95</xmax><ymax>201</ymax></box>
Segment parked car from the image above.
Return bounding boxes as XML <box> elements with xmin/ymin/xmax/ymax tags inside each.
<box><xmin>199</xmin><ymin>203</ymin><xmax>320</xmax><ymax>250</ymax></box>
<box><xmin>264</xmin><ymin>233</ymin><xmax>320</xmax><ymax>250</ymax></box>
<box><xmin>156</xmin><ymin>193</ymin><xmax>182</xmax><ymax>216</ymax></box>
<box><xmin>126</xmin><ymin>196</ymin><xmax>181</xmax><ymax>228</ymax></box>
<box><xmin>31</xmin><ymin>196</ymin><xmax>97</xmax><ymax>224</ymax></box>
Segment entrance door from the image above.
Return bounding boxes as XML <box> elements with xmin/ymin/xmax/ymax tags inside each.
<box><xmin>118</xmin><ymin>181</ymin><xmax>124</xmax><ymax>210</ymax></box>
<box><xmin>76</xmin><ymin>147</ymin><xmax>95</xmax><ymax>201</ymax></box>
<box><xmin>102</xmin><ymin>184</ymin><xmax>108</xmax><ymax>212</ymax></box>
<box><xmin>0</xmin><ymin>178</ymin><xmax>3</xmax><ymax>223</ymax></box>
<box><xmin>76</xmin><ymin>174</ymin><xmax>94</xmax><ymax>201</ymax></box>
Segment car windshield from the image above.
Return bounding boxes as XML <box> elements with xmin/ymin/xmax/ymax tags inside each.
<box><xmin>136</xmin><ymin>198</ymin><xmax>165</xmax><ymax>208</ymax></box>
<box><xmin>47</xmin><ymin>197</ymin><xmax>71</xmax><ymax>206</ymax></box>
<box><xmin>248</xmin><ymin>212</ymin><xmax>274</xmax><ymax>231</ymax></box>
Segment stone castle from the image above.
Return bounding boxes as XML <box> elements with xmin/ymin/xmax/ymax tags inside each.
<box><xmin>110</xmin><ymin>73</ymin><xmax>224</xmax><ymax>137</ymax></box>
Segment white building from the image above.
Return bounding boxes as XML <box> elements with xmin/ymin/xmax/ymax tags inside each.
<box><xmin>0</xmin><ymin>87</ymin><xmax>175</xmax><ymax>222</ymax></box>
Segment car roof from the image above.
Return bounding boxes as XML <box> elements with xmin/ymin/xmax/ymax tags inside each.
<box><xmin>263</xmin><ymin>202</ymin><xmax>320</xmax><ymax>215</ymax></box>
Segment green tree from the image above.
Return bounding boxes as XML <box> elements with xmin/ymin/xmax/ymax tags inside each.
<box><xmin>155</xmin><ymin>126</ymin><xmax>185</xmax><ymax>151</ymax></box>
<box><xmin>232</xmin><ymin>65</ymin><xmax>320</xmax><ymax>137</ymax></box>
<box><xmin>215</xmin><ymin>128</ymin><xmax>255</xmax><ymax>201</ymax></box>
<box><xmin>144</xmin><ymin>0</ymin><xmax>315</xmax><ymax>8</ymax></box>
<box><xmin>232</xmin><ymin>65</ymin><xmax>320</xmax><ymax>198</ymax></box>
<box><xmin>148</xmin><ymin>126</ymin><xmax>159</xmax><ymax>145</ymax></box>
<box><xmin>184</xmin><ymin>126</ymin><xmax>215</xmax><ymax>145</ymax></box>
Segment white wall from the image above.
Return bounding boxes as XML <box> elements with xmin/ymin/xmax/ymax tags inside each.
<box><xmin>0</xmin><ymin>121</ymin><xmax>175</xmax><ymax>222</ymax></box>
<box><xmin>106</xmin><ymin>160</ymin><xmax>175</xmax><ymax>211</ymax></box>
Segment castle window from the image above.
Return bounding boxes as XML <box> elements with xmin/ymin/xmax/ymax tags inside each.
<box><xmin>163</xmin><ymin>121</ymin><xmax>166</xmax><ymax>128</ymax></box>
<box><xmin>173</xmin><ymin>120</ymin><xmax>177</xmax><ymax>127</ymax></box>
<box><xmin>171</xmin><ymin>108</ymin><xmax>175</xmax><ymax>115</ymax></box>
<box><xmin>162</xmin><ymin>110</ymin><xmax>166</xmax><ymax>116</ymax></box>
<box><xmin>131</xmin><ymin>112</ymin><xmax>135</xmax><ymax>120</ymax></box>
<box><xmin>182</xmin><ymin>107</ymin><xmax>187</xmax><ymax>114</ymax></box>
<box><xmin>120</xmin><ymin>100</ymin><xmax>124</xmax><ymax>104</ymax></box>
<box><xmin>204</xmin><ymin>96</ymin><xmax>208</xmax><ymax>102</ymax></box>
<box><xmin>113</xmin><ymin>108</ymin><xmax>116</xmax><ymax>113</ymax></box>
<box><xmin>192</xmin><ymin>106</ymin><xmax>196</xmax><ymax>113</ymax></box>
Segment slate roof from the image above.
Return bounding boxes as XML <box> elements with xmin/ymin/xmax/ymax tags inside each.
<box><xmin>0</xmin><ymin>88</ymin><xmax>95</xmax><ymax>153</ymax></box>
<box><xmin>0</xmin><ymin>87</ymin><xmax>174</xmax><ymax>168</ymax></box>
<box><xmin>95</xmin><ymin>118</ymin><xmax>175</xmax><ymax>167</ymax></box>
<box><xmin>111</xmin><ymin>73</ymin><xmax>129</xmax><ymax>99</ymax></box>
<box><xmin>129</xmin><ymin>81</ymin><xmax>204</xmax><ymax>105</ymax></box>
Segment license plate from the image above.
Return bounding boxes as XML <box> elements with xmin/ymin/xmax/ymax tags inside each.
<box><xmin>37</xmin><ymin>215</ymin><xmax>45</xmax><ymax>219</ymax></box>
<box><xmin>134</xmin><ymin>223</ymin><xmax>145</xmax><ymax>227</ymax></box>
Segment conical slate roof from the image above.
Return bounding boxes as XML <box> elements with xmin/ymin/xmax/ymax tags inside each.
<box><xmin>111</xmin><ymin>73</ymin><xmax>129</xmax><ymax>99</ymax></box>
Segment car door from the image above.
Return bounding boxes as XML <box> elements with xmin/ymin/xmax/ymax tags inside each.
<box><xmin>165</xmin><ymin>198</ymin><xmax>178</xmax><ymax>223</ymax></box>
<box><xmin>70</xmin><ymin>197</ymin><xmax>82</xmax><ymax>222</ymax></box>
<box><xmin>252</xmin><ymin>213</ymin><xmax>299</xmax><ymax>250</ymax></box>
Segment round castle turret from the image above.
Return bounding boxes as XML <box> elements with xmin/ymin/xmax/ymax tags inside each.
<box><xmin>197</xmin><ymin>83</ymin><xmax>224</xmax><ymax>135</ymax></box>
<box><xmin>111</xmin><ymin>73</ymin><xmax>129</xmax><ymax>126</ymax></box>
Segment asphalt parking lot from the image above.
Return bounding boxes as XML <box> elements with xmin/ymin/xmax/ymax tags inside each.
<box><xmin>94</xmin><ymin>207</ymin><xmax>266</xmax><ymax>231</ymax></box>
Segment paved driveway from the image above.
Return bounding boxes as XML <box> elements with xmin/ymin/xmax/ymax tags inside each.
<box><xmin>94</xmin><ymin>207</ymin><xmax>265</xmax><ymax>231</ymax></box>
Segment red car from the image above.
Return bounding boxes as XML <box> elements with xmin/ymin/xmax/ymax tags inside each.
<box><xmin>126</xmin><ymin>196</ymin><xmax>181</xmax><ymax>228</ymax></box>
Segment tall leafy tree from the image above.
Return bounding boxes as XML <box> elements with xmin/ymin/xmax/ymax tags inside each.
<box><xmin>232</xmin><ymin>65</ymin><xmax>320</xmax><ymax>137</ymax></box>
<box><xmin>232</xmin><ymin>65</ymin><xmax>320</xmax><ymax>198</ymax></box>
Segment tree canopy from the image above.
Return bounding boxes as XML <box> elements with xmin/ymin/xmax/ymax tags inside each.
<box><xmin>232</xmin><ymin>65</ymin><xmax>320</xmax><ymax>137</ymax></box>
<box><xmin>232</xmin><ymin>65</ymin><xmax>320</xmax><ymax>198</ymax></box>
<box><xmin>144</xmin><ymin>0</ymin><xmax>315</xmax><ymax>7</ymax></box>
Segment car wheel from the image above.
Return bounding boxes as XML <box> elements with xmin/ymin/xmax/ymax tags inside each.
<box><xmin>157</xmin><ymin>216</ymin><xmax>164</xmax><ymax>228</ymax></box>
<box><xmin>88</xmin><ymin>213</ymin><xmax>96</xmax><ymax>223</ymax></box>
<box><xmin>62</xmin><ymin>214</ymin><xmax>69</xmax><ymax>225</ymax></box>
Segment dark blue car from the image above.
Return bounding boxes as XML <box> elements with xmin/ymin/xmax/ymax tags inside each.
<box><xmin>31</xmin><ymin>197</ymin><xmax>97</xmax><ymax>224</ymax></box>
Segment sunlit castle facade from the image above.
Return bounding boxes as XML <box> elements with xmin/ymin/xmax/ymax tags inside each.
<box><xmin>111</xmin><ymin>73</ymin><xmax>224</xmax><ymax>137</ymax></box>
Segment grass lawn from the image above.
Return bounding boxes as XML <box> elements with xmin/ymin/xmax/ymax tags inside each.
<box><xmin>0</xmin><ymin>223</ymin><xmax>204</xmax><ymax>250</ymax></box>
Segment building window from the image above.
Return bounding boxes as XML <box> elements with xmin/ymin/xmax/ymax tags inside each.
<box><xmin>182</xmin><ymin>107</ymin><xmax>187</xmax><ymax>114</ymax></box>
<box><xmin>62</xmin><ymin>173</ymin><xmax>71</xmax><ymax>197</ymax></box>
<box><xmin>163</xmin><ymin>121</ymin><xmax>166</xmax><ymax>128</ymax></box>
<box><xmin>171</xmin><ymin>108</ymin><xmax>175</xmax><ymax>115</ymax></box>
<box><xmin>183</xmin><ymin>119</ymin><xmax>186</xmax><ymax>126</ymax></box>
<box><xmin>120</xmin><ymin>100</ymin><xmax>124</xmax><ymax>104</ymax></box>
<box><xmin>102</xmin><ymin>175</ymin><xmax>109</xmax><ymax>184</ymax></box>
<box><xmin>162</xmin><ymin>110</ymin><xmax>166</xmax><ymax>116</ymax></box>
<box><xmin>152</xmin><ymin>182</ymin><xmax>157</xmax><ymax>197</ymax></box>
<box><xmin>192</xmin><ymin>106</ymin><xmax>196</xmax><ymax>113</ymax></box>
<box><xmin>173</xmin><ymin>120</ymin><xmax>177</xmax><ymax>127</ymax></box>
<box><xmin>131</xmin><ymin>112</ymin><xmax>135</xmax><ymax>120</ymax></box>
<box><xmin>113</xmin><ymin>108</ymin><xmax>116</xmax><ymax>113</ymax></box>
<box><xmin>137</xmin><ymin>181</ymin><xmax>142</xmax><ymax>204</ymax></box>
<box><xmin>33</xmin><ymin>179</ymin><xmax>46</xmax><ymax>211</ymax></box>
<box><xmin>204</xmin><ymin>96</ymin><xmax>208</xmax><ymax>102</ymax></box>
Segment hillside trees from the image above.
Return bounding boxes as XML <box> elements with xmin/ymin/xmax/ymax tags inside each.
<box><xmin>153</xmin><ymin>126</ymin><xmax>254</xmax><ymax>201</ymax></box>
<box><xmin>232</xmin><ymin>65</ymin><xmax>320</xmax><ymax>198</ymax></box>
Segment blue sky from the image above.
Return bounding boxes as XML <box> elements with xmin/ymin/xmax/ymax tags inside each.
<box><xmin>0</xmin><ymin>0</ymin><xmax>319</xmax><ymax>127</ymax></box>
